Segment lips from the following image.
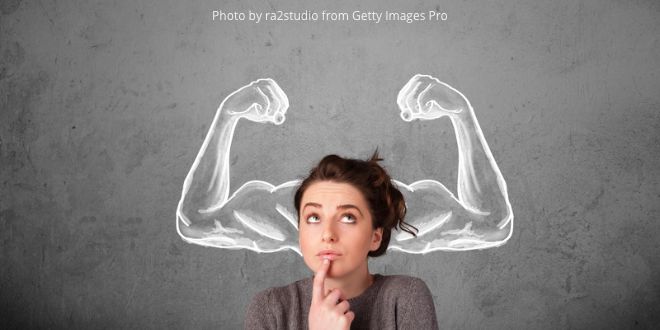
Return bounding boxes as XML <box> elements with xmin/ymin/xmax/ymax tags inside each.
<box><xmin>317</xmin><ymin>250</ymin><xmax>342</xmax><ymax>261</ymax></box>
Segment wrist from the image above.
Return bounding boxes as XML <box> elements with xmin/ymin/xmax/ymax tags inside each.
<box><xmin>450</xmin><ymin>105</ymin><xmax>473</xmax><ymax>122</ymax></box>
<box><xmin>219</xmin><ymin>108</ymin><xmax>242</xmax><ymax>122</ymax></box>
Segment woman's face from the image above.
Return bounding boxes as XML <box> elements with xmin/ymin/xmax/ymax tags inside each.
<box><xmin>298</xmin><ymin>181</ymin><xmax>383</xmax><ymax>278</ymax></box>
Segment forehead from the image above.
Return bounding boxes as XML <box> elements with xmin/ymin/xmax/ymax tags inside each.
<box><xmin>301</xmin><ymin>181</ymin><xmax>367</xmax><ymax>206</ymax></box>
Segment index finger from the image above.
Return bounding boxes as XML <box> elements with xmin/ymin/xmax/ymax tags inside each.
<box><xmin>312</xmin><ymin>259</ymin><xmax>330</xmax><ymax>303</ymax></box>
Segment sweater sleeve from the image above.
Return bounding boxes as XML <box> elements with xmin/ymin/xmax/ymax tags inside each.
<box><xmin>396</xmin><ymin>277</ymin><xmax>439</xmax><ymax>330</ymax></box>
<box><xmin>244</xmin><ymin>289</ymin><xmax>276</xmax><ymax>330</ymax></box>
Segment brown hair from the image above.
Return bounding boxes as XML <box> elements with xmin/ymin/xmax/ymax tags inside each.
<box><xmin>294</xmin><ymin>151</ymin><xmax>418</xmax><ymax>257</ymax></box>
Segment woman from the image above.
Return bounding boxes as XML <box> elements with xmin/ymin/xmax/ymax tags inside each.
<box><xmin>175</xmin><ymin>76</ymin><xmax>512</xmax><ymax>328</ymax></box>
<box><xmin>244</xmin><ymin>152</ymin><xmax>439</xmax><ymax>329</ymax></box>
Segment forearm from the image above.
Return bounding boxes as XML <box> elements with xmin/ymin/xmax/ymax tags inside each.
<box><xmin>181</xmin><ymin>110</ymin><xmax>240</xmax><ymax>218</ymax></box>
<box><xmin>451</xmin><ymin>108</ymin><xmax>511</xmax><ymax>227</ymax></box>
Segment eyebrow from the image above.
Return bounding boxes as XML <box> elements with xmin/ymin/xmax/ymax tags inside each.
<box><xmin>302</xmin><ymin>202</ymin><xmax>364</xmax><ymax>217</ymax></box>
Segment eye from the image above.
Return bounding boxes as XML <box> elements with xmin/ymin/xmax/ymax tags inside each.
<box><xmin>306</xmin><ymin>215</ymin><xmax>320</xmax><ymax>224</ymax></box>
<box><xmin>340</xmin><ymin>214</ymin><xmax>356</xmax><ymax>224</ymax></box>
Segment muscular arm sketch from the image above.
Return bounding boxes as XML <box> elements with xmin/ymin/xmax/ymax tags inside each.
<box><xmin>176</xmin><ymin>79</ymin><xmax>302</xmax><ymax>254</ymax></box>
<box><xmin>176</xmin><ymin>75</ymin><xmax>513</xmax><ymax>255</ymax></box>
<box><xmin>389</xmin><ymin>74</ymin><xmax>513</xmax><ymax>252</ymax></box>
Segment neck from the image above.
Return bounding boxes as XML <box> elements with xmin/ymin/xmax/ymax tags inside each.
<box><xmin>324</xmin><ymin>262</ymin><xmax>374</xmax><ymax>300</ymax></box>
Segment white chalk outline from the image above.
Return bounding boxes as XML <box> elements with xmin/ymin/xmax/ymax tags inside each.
<box><xmin>176</xmin><ymin>75</ymin><xmax>513</xmax><ymax>255</ymax></box>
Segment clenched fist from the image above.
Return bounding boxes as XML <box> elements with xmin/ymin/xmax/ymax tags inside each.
<box><xmin>397</xmin><ymin>74</ymin><xmax>470</xmax><ymax>121</ymax></box>
<box><xmin>223</xmin><ymin>78</ymin><xmax>289</xmax><ymax>125</ymax></box>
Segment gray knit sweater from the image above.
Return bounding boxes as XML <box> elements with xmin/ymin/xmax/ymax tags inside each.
<box><xmin>244</xmin><ymin>274</ymin><xmax>438</xmax><ymax>330</ymax></box>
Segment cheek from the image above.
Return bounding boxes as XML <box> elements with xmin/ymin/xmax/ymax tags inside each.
<box><xmin>340</xmin><ymin>227</ymin><xmax>371</xmax><ymax>253</ymax></box>
<box><xmin>298</xmin><ymin>226</ymin><xmax>315</xmax><ymax>253</ymax></box>
<box><xmin>298</xmin><ymin>227</ymin><xmax>319</xmax><ymax>271</ymax></box>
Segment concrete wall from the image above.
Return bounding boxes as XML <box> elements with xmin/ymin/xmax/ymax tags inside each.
<box><xmin>1</xmin><ymin>0</ymin><xmax>659</xmax><ymax>328</ymax></box>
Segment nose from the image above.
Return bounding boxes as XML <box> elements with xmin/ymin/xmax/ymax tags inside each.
<box><xmin>321</xmin><ymin>223</ymin><xmax>337</xmax><ymax>243</ymax></box>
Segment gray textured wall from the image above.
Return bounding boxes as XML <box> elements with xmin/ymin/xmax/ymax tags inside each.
<box><xmin>1</xmin><ymin>0</ymin><xmax>659</xmax><ymax>328</ymax></box>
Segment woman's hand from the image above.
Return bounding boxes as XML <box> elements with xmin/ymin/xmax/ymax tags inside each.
<box><xmin>223</xmin><ymin>78</ymin><xmax>288</xmax><ymax>125</ymax></box>
<box><xmin>308</xmin><ymin>259</ymin><xmax>355</xmax><ymax>330</ymax></box>
<box><xmin>397</xmin><ymin>74</ymin><xmax>469</xmax><ymax>121</ymax></box>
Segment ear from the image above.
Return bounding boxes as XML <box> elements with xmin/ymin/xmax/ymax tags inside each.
<box><xmin>370</xmin><ymin>227</ymin><xmax>383</xmax><ymax>251</ymax></box>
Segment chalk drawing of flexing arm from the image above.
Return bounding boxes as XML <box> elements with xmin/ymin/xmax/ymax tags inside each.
<box><xmin>176</xmin><ymin>78</ymin><xmax>303</xmax><ymax>254</ymax></box>
<box><xmin>176</xmin><ymin>75</ymin><xmax>513</xmax><ymax>255</ymax></box>
<box><xmin>389</xmin><ymin>74</ymin><xmax>513</xmax><ymax>252</ymax></box>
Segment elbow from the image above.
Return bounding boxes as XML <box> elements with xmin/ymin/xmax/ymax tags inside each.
<box><xmin>484</xmin><ymin>197</ymin><xmax>513</xmax><ymax>237</ymax></box>
<box><xmin>466</xmin><ymin>201</ymin><xmax>513</xmax><ymax>246</ymax></box>
<box><xmin>482</xmin><ymin>209</ymin><xmax>513</xmax><ymax>246</ymax></box>
<box><xmin>176</xmin><ymin>210</ymin><xmax>196</xmax><ymax>241</ymax></box>
<box><xmin>176</xmin><ymin>206</ymin><xmax>207</xmax><ymax>241</ymax></box>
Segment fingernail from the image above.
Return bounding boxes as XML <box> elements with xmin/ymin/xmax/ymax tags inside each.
<box><xmin>323</xmin><ymin>259</ymin><xmax>329</xmax><ymax>264</ymax></box>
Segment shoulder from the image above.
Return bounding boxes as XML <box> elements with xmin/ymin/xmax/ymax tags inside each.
<box><xmin>245</xmin><ymin>279</ymin><xmax>312</xmax><ymax>329</ymax></box>
<box><xmin>376</xmin><ymin>275</ymin><xmax>436</xmax><ymax>311</ymax></box>
<box><xmin>249</xmin><ymin>277</ymin><xmax>311</xmax><ymax>306</ymax></box>
<box><xmin>248</xmin><ymin>286</ymin><xmax>274</xmax><ymax>308</ymax></box>
<box><xmin>246</xmin><ymin>287</ymin><xmax>274</xmax><ymax>319</ymax></box>
<box><xmin>245</xmin><ymin>287</ymin><xmax>276</xmax><ymax>329</ymax></box>
<box><xmin>379</xmin><ymin>274</ymin><xmax>432</xmax><ymax>296</ymax></box>
<box><xmin>377</xmin><ymin>275</ymin><xmax>438</xmax><ymax>329</ymax></box>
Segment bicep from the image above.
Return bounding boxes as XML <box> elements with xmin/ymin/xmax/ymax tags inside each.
<box><xmin>389</xmin><ymin>180</ymin><xmax>509</xmax><ymax>252</ymax></box>
<box><xmin>388</xmin><ymin>181</ymin><xmax>469</xmax><ymax>252</ymax></box>
<box><xmin>178</xmin><ymin>181</ymin><xmax>301</xmax><ymax>254</ymax></box>
<box><xmin>399</xmin><ymin>180</ymin><xmax>467</xmax><ymax>218</ymax></box>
